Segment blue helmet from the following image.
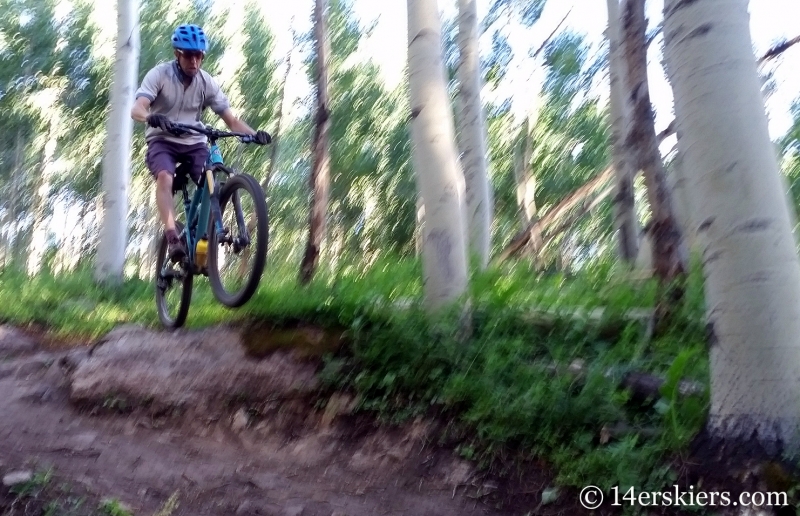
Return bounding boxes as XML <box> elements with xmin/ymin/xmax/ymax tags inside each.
<box><xmin>171</xmin><ymin>24</ymin><xmax>207</xmax><ymax>52</ymax></box>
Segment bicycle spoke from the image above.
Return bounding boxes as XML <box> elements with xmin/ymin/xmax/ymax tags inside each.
<box><xmin>208</xmin><ymin>174</ymin><xmax>268</xmax><ymax>308</ymax></box>
<box><xmin>154</xmin><ymin>222</ymin><xmax>193</xmax><ymax>328</ymax></box>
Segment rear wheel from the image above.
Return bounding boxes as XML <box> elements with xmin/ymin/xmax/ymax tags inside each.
<box><xmin>155</xmin><ymin>221</ymin><xmax>193</xmax><ymax>328</ymax></box>
<box><xmin>208</xmin><ymin>173</ymin><xmax>269</xmax><ymax>307</ymax></box>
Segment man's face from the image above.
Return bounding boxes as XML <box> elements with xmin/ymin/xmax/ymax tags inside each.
<box><xmin>175</xmin><ymin>49</ymin><xmax>204</xmax><ymax>76</ymax></box>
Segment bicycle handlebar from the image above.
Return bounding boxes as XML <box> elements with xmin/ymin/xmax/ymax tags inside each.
<box><xmin>167</xmin><ymin>122</ymin><xmax>265</xmax><ymax>144</ymax></box>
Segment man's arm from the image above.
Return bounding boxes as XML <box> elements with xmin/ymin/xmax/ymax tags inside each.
<box><xmin>131</xmin><ymin>96</ymin><xmax>152</xmax><ymax>123</ymax></box>
<box><xmin>219</xmin><ymin>108</ymin><xmax>257</xmax><ymax>135</ymax></box>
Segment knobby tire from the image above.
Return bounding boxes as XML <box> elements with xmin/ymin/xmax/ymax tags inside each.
<box><xmin>155</xmin><ymin>221</ymin><xmax>193</xmax><ymax>328</ymax></box>
<box><xmin>208</xmin><ymin>172</ymin><xmax>269</xmax><ymax>307</ymax></box>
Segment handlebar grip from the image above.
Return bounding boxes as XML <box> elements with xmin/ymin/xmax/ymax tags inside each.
<box><xmin>167</xmin><ymin>125</ymin><xmax>189</xmax><ymax>136</ymax></box>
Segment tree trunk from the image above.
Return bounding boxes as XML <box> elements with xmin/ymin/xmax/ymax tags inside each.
<box><xmin>663</xmin><ymin>0</ymin><xmax>800</xmax><ymax>449</ymax></box>
<box><xmin>415</xmin><ymin>195</ymin><xmax>425</xmax><ymax>257</ymax></box>
<box><xmin>1</xmin><ymin>131</ymin><xmax>24</xmax><ymax>268</ymax></box>
<box><xmin>95</xmin><ymin>0</ymin><xmax>139</xmax><ymax>284</ymax></box>
<box><xmin>299</xmin><ymin>0</ymin><xmax>332</xmax><ymax>285</ymax></box>
<box><xmin>666</xmin><ymin>149</ymin><xmax>696</xmax><ymax>252</ymax></box>
<box><xmin>455</xmin><ymin>0</ymin><xmax>493</xmax><ymax>269</ymax></box>
<box><xmin>26</xmin><ymin>126</ymin><xmax>59</xmax><ymax>275</ymax></box>
<box><xmin>263</xmin><ymin>31</ymin><xmax>297</xmax><ymax>192</ymax></box>
<box><xmin>407</xmin><ymin>0</ymin><xmax>469</xmax><ymax>311</ymax></box>
<box><xmin>622</xmin><ymin>0</ymin><xmax>686</xmax><ymax>285</ymax></box>
<box><xmin>513</xmin><ymin>116</ymin><xmax>543</xmax><ymax>257</ymax></box>
<box><xmin>606</xmin><ymin>0</ymin><xmax>639</xmax><ymax>263</ymax></box>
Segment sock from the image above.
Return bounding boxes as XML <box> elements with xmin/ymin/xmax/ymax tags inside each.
<box><xmin>165</xmin><ymin>228</ymin><xmax>180</xmax><ymax>245</ymax></box>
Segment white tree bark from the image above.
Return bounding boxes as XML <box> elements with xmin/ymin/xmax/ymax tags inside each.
<box><xmin>27</xmin><ymin>115</ymin><xmax>60</xmax><ymax>275</ymax></box>
<box><xmin>455</xmin><ymin>0</ymin><xmax>493</xmax><ymax>269</ymax></box>
<box><xmin>95</xmin><ymin>0</ymin><xmax>139</xmax><ymax>284</ymax></box>
<box><xmin>664</xmin><ymin>0</ymin><xmax>800</xmax><ymax>447</ymax></box>
<box><xmin>300</xmin><ymin>0</ymin><xmax>331</xmax><ymax>285</ymax></box>
<box><xmin>622</xmin><ymin>0</ymin><xmax>686</xmax><ymax>285</ymax></box>
<box><xmin>408</xmin><ymin>0</ymin><xmax>469</xmax><ymax>310</ymax></box>
<box><xmin>514</xmin><ymin>114</ymin><xmax>543</xmax><ymax>257</ymax></box>
<box><xmin>606</xmin><ymin>0</ymin><xmax>639</xmax><ymax>263</ymax></box>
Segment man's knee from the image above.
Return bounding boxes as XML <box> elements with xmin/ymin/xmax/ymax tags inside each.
<box><xmin>155</xmin><ymin>170</ymin><xmax>173</xmax><ymax>187</ymax></box>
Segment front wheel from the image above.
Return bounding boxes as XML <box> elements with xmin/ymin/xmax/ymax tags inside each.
<box><xmin>155</xmin><ymin>221</ymin><xmax>193</xmax><ymax>328</ymax></box>
<box><xmin>208</xmin><ymin>173</ymin><xmax>269</xmax><ymax>307</ymax></box>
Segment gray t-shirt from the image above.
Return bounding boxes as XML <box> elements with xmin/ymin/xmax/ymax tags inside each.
<box><xmin>135</xmin><ymin>61</ymin><xmax>231</xmax><ymax>145</ymax></box>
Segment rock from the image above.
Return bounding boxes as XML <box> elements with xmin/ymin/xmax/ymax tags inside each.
<box><xmin>14</xmin><ymin>357</ymin><xmax>51</xmax><ymax>378</ymax></box>
<box><xmin>440</xmin><ymin>458</ymin><xmax>473</xmax><ymax>487</ymax></box>
<box><xmin>541</xmin><ymin>486</ymin><xmax>560</xmax><ymax>505</ymax></box>
<box><xmin>283</xmin><ymin>506</ymin><xmax>305</xmax><ymax>516</ymax></box>
<box><xmin>232</xmin><ymin>409</ymin><xmax>250</xmax><ymax>432</ymax></box>
<box><xmin>248</xmin><ymin>471</ymin><xmax>286</xmax><ymax>491</ymax></box>
<box><xmin>0</xmin><ymin>363</ymin><xmax>15</xmax><ymax>380</ymax></box>
<box><xmin>2</xmin><ymin>470</ymin><xmax>33</xmax><ymax>487</ymax></box>
<box><xmin>320</xmin><ymin>393</ymin><xmax>357</xmax><ymax>427</ymax></box>
<box><xmin>0</xmin><ymin>326</ymin><xmax>37</xmax><ymax>359</ymax></box>
<box><xmin>69</xmin><ymin>326</ymin><xmax>319</xmax><ymax>415</ymax></box>
<box><xmin>58</xmin><ymin>349</ymin><xmax>91</xmax><ymax>373</ymax></box>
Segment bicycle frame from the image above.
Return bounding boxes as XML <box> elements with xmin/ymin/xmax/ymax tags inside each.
<box><xmin>177</xmin><ymin>140</ymin><xmax>228</xmax><ymax>270</ymax></box>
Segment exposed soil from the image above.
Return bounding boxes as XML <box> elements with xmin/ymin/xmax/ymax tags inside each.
<box><xmin>0</xmin><ymin>324</ymin><xmax>794</xmax><ymax>516</ymax></box>
<box><xmin>0</xmin><ymin>324</ymin><xmax>557</xmax><ymax>516</ymax></box>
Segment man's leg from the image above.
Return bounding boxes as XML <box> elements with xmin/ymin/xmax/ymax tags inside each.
<box><xmin>155</xmin><ymin>171</ymin><xmax>182</xmax><ymax>240</ymax></box>
<box><xmin>146</xmin><ymin>141</ymin><xmax>184</xmax><ymax>261</ymax></box>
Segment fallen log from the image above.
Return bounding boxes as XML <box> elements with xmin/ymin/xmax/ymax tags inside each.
<box><xmin>494</xmin><ymin>166</ymin><xmax>614</xmax><ymax>263</ymax></box>
<box><xmin>543</xmin><ymin>358</ymin><xmax>706</xmax><ymax>400</ymax></box>
<box><xmin>600</xmin><ymin>421</ymin><xmax>660</xmax><ymax>444</ymax></box>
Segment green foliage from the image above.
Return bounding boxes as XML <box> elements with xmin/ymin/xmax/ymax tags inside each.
<box><xmin>9</xmin><ymin>469</ymin><xmax>53</xmax><ymax>498</ymax></box>
<box><xmin>98</xmin><ymin>499</ymin><xmax>133</xmax><ymax>516</ymax></box>
<box><xmin>0</xmin><ymin>252</ymin><xmax>709</xmax><ymax>499</ymax></box>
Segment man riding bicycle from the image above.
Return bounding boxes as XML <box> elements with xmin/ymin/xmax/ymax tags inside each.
<box><xmin>130</xmin><ymin>23</ymin><xmax>270</xmax><ymax>263</ymax></box>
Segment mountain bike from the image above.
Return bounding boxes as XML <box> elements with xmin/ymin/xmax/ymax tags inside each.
<box><xmin>154</xmin><ymin>122</ymin><xmax>269</xmax><ymax>329</ymax></box>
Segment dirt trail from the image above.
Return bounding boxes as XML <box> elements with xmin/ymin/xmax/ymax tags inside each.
<box><xmin>0</xmin><ymin>325</ymin><xmax>517</xmax><ymax>516</ymax></box>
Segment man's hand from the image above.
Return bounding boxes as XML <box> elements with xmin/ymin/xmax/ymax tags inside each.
<box><xmin>254</xmin><ymin>130</ymin><xmax>272</xmax><ymax>145</ymax></box>
<box><xmin>146</xmin><ymin>113</ymin><xmax>172</xmax><ymax>132</ymax></box>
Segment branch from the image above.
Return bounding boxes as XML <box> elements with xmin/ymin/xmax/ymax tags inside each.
<box><xmin>531</xmin><ymin>9</ymin><xmax>571</xmax><ymax>60</ymax></box>
<box><xmin>655</xmin><ymin>36</ymin><xmax>800</xmax><ymax>146</ymax></box>
<box><xmin>543</xmin><ymin>358</ymin><xmax>706</xmax><ymax>399</ymax></box>
<box><xmin>656</xmin><ymin>120</ymin><xmax>675</xmax><ymax>143</ymax></box>
<box><xmin>645</xmin><ymin>24</ymin><xmax>662</xmax><ymax>48</ymax></box>
<box><xmin>493</xmin><ymin>166</ymin><xmax>614</xmax><ymax>263</ymax></box>
<box><xmin>540</xmin><ymin>184</ymin><xmax>614</xmax><ymax>249</ymax></box>
<box><xmin>758</xmin><ymin>35</ymin><xmax>800</xmax><ymax>65</ymax></box>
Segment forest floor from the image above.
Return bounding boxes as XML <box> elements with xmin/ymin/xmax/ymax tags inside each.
<box><xmin>0</xmin><ymin>322</ymin><xmax>791</xmax><ymax>516</ymax></box>
<box><xmin>0</xmin><ymin>322</ymin><xmax>610</xmax><ymax>516</ymax></box>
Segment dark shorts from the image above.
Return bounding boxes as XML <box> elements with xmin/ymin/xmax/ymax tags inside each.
<box><xmin>145</xmin><ymin>139</ymin><xmax>209</xmax><ymax>186</ymax></box>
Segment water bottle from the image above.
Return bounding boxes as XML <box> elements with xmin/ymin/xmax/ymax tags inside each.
<box><xmin>195</xmin><ymin>238</ymin><xmax>208</xmax><ymax>268</ymax></box>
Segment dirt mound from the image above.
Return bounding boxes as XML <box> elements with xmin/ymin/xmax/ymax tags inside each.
<box><xmin>1</xmin><ymin>324</ymin><xmax>520</xmax><ymax>516</ymax></box>
<box><xmin>68</xmin><ymin>324</ymin><xmax>319</xmax><ymax>416</ymax></box>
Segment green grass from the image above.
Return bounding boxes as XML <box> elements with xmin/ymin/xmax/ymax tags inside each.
<box><xmin>0</xmin><ymin>254</ymin><xmax>710</xmax><ymax>505</ymax></box>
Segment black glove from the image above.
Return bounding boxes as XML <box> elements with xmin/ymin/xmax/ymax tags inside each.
<box><xmin>254</xmin><ymin>130</ymin><xmax>272</xmax><ymax>145</ymax></box>
<box><xmin>146</xmin><ymin>113</ymin><xmax>172</xmax><ymax>132</ymax></box>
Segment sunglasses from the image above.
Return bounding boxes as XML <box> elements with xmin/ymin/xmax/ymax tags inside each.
<box><xmin>177</xmin><ymin>50</ymin><xmax>205</xmax><ymax>60</ymax></box>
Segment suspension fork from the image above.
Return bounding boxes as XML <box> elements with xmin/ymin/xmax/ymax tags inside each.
<box><xmin>232</xmin><ymin>190</ymin><xmax>250</xmax><ymax>245</ymax></box>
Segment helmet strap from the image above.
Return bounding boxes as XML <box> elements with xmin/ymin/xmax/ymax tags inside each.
<box><xmin>173</xmin><ymin>58</ymin><xmax>193</xmax><ymax>85</ymax></box>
